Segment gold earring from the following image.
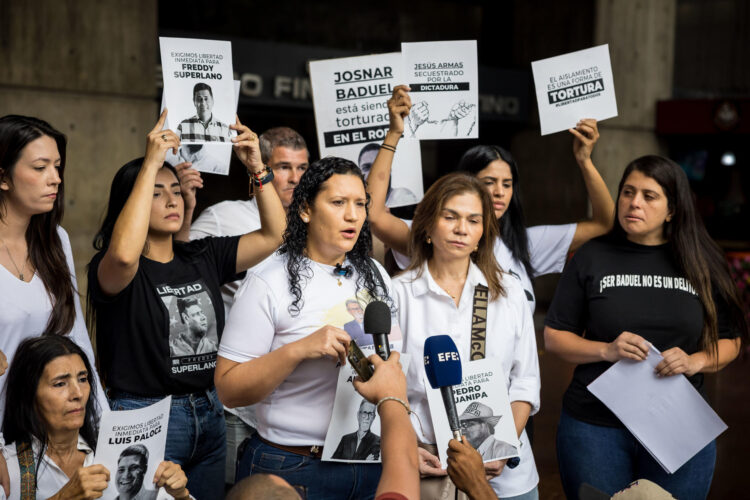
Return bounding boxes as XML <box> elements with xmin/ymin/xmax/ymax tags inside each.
<box><xmin>302</xmin><ymin>216</ymin><xmax>309</xmax><ymax>223</ymax></box>
<box><xmin>426</xmin><ymin>236</ymin><xmax>432</xmax><ymax>244</ymax></box>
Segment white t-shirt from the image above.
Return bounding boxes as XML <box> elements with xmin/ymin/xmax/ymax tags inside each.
<box><xmin>218</xmin><ymin>252</ymin><xmax>394</xmax><ymax>446</ymax></box>
<box><xmin>190</xmin><ymin>198</ymin><xmax>262</xmax><ymax>427</ymax></box>
<box><xmin>0</xmin><ymin>227</ymin><xmax>106</xmax><ymax>440</ymax></box>
<box><xmin>393</xmin><ymin>221</ymin><xmax>576</xmax><ymax>314</ymax></box>
<box><xmin>1</xmin><ymin>436</ymin><xmax>184</xmax><ymax>500</ymax></box>
<box><xmin>392</xmin><ymin>261</ymin><xmax>541</xmax><ymax>497</ymax></box>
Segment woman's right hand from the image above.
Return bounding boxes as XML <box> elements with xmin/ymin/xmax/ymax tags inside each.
<box><xmin>604</xmin><ymin>331</ymin><xmax>650</xmax><ymax>362</ymax></box>
<box><xmin>293</xmin><ymin>325</ymin><xmax>350</xmax><ymax>366</ymax></box>
<box><xmin>387</xmin><ymin>85</ymin><xmax>412</xmax><ymax>136</ymax></box>
<box><xmin>418</xmin><ymin>447</ymin><xmax>448</xmax><ymax>477</ymax></box>
<box><xmin>144</xmin><ymin>109</ymin><xmax>180</xmax><ymax>168</ymax></box>
<box><xmin>51</xmin><ymin>465</ymin><xmax>109</xmax><ymax>500</ymax></box>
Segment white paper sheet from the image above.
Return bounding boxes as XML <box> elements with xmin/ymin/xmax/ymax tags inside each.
<box><xmin>93</xmin><ymin>397</ymin><xmax>171</xmax><ymax>499</ymax></box>
<box><xmin>531</xmin><ymin>44</ymin><xmax>618</xmax><ymax>135</ymax></box>
<box><xmin>401</xmin><ymin>40</ymin><xmax>479</xmax><ymax>140</ymax></box>
<box><xmin>425</xmin><ymin>357</ymin><xmax>520</xmax><ymax>467</ymax></box>
<box><xmin>160</xmin><ymin>37</ymin><xmax>236</xmax><ymax>144</ymax></box>
<box><xmin>309</xmin><ymin>52</ymin><xmax>423</xmax><ymax>207</ymax></box>
<box><xmin>323</xmin><ymin>350</ymin><xmax>409</xmax><ymax>463</ymax></box>
<box><xmin>588</xmin><ymin>345</ymin><xmax>727</xmax><ymax>473</ymax></box>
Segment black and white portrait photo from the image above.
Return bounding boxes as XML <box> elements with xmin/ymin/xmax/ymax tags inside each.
<box><xmin>459</xmin><ymin>402</ymin><xmax>516</xmax><ymax>461</ymax></box>
<box><xmin>115</xmin><ymin>445</ymin><xmax>157</xmax><ymax>500</ymax></box>
<box><xmin>331</xmin><ymin>399</ymin><xmax>381</xmax><ymax>461</ymax></box>
<box><xmin>157</xmin><ymin>280</ymin><xmax>218</xmax><ymax>358</ymax></box>
<box><xmin>177</xmin><ymin>82</ymin><xmax>232</xmax><ymax>143</ymax></box>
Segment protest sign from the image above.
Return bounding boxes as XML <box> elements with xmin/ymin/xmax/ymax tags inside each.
<box><xmin>160</xmin><ymin>37</ymin><xmax>236</xmax><ymax>144</ymax></box>
<box><xmin>531</xmin><ymin>44</ymin><xmax>618</xmax><ymax>135</ymax></box>
<box><xmin>425</xmin><ymin>357</ymin><xmax>520</xmax><ymax>467</ymax></box>
<box><xmin>401</xmin><ymin>40</ymin><xmax>479</xmax><ymax>140</ymax></box>
<box><xmin>309</xmin><ymin>53</ymin><xmax>423</xmax><ymax>207</ymax></box>
<box><xmin>163</xmin><ymin>80</ymin><xmax>240</xmax><ymax>175</ymax></box>
<box><xmin>94</xmin><ymin>397</ymin><xmax>171</xmax><ymax>500</ymax></box>
<box><xmin>323</xmin><ymin>350</ymin><xmax>409</xmax><ymax>463</ymax></box>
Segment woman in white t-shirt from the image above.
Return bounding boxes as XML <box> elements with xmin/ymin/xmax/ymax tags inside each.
<box><xmin>369</xmin><ymin>85</ymin><xmax>614</xmax><ymax>315</ymax></box>
<box><xmin>215</xmin><ymin>157</ymin><xmax>394</xmax><ymax>500</ymax></box>
<box><xmin>0</xmin><ymin>115</ymin><xmax>106</xmax><ymax>497</ymax></box>
<box><xmin>392</xmin><ymin>172</ymin><xmax>540</xmax><ymax>500</ymax></box>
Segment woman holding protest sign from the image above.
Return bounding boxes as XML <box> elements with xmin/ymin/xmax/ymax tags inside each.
<box><xmin>391</xmin><ymin>172</ymin><xmax>541</xmax><ymax>499</ymax></box>
<box><xmin>544</xmin><ymin>156</ymin><xmax>748</xmax><ymax>499</ymax></box>
<box><xmin>368</xmin><ymin>85</ymin><xmax>613</xmax><ymax>316</ymax></box>
<box><xmin>87</xmin><ymin>109</ymin><xmax>285</xmax><ymax>500</ymax></box>
<box><xmin>1</xmin><ymin>335</ymin><xmax>191</xmax><ymax>500</ymax></box>
<box><xmin>0</xmin><ymin>115</ymin><xmax>107</xmax><ymax>497</ymax></box>
<box><xmin>215</xmin><ymin>156</ymin><xmax>395</xmax><ymax>499</ymax></box>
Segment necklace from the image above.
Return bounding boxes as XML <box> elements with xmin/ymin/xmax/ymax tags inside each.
<box><xmin>0</xmin><ymin>237</ymin><xmax>28</xmax><ymax>281</ymax></box>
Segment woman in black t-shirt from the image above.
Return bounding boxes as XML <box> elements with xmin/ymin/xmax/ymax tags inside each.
<box><xmin>87</xmin><ymin>110</ymin><xmax>285</xmax><ymax>500</ymax></box>
<box><xmin>544</xmin><ymin>155</ymin><xmax>748</xmax><ymax>500</ymax></box>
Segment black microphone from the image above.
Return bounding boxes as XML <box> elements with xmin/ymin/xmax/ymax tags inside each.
<box><xmin>424</xmin><ymin>335</ymin><xmax>463</xmax><ymax>441</ymax></box>
<box><xmin>364</xmin><ymin>300</ymin><xmax>391</xmax><ymax>360</ymax></box>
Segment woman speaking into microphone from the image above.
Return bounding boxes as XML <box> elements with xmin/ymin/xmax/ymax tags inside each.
<box><xmin>215</xmin><ymin>157</ymin><xmax>395</xmax><ymax>499</ymax></box>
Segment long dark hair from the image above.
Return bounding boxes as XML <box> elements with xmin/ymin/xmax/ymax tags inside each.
<box><xmin>613</xmin><ymin>155</ymin><xmax>749</xmax><ymax>357</ymax></box>
<box><xmin>279</xmin><ymin>156</ymin><xmax>391</xmax><ymax>315</ymax></box>
<box><xmin>406</xmin><ymin>173</ymin><xmax>505</xmax><ymax>301</ymax></box>
<box><xmin>2</xmin><ymin>335</ymin><xmax>100</xmax><ymax>477</ymax></box>
<box><xmin>458</xmin><ymin>145</ymin><xmax>534</xmax><ymax>279</ymax></box>
<box><xmin>0</xmin><ymin>115</ymin><xmax>76</xmax><ymax>336</ymax></box>
<box><xmin>86</xmin><ymin>159</ymin><xmax>183</xmax><ymax>350</ymax></box>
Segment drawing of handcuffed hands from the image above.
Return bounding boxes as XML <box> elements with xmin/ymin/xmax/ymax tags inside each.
<box><xmin>442</xmin><ymin>100</ymin><xmax>477</xmax><ymax>137</ymax></box>
<box><xmin>406</xmin><ymin>101</ymin><xmax>433</xmax><ymax>137</ymax></box>
<box><xmin>406</xmin><ymin>100</ymin><xmax>477</xmax><ymax>137</ymax></box>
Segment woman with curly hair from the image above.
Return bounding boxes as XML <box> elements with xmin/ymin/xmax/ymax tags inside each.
<box><xmin>215</xmin><ymin>156</ymin><xmax>394</xmax><ymax>499</ymax></box>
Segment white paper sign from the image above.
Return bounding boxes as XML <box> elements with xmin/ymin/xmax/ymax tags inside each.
<box><xmin>531</xmin><ymin>44</ymin><xmax>618</xmax><ymax>135</ymax></box>
<box><xmin>425</xmin><ymin>357</ymin><xmax>520</xmax><ymax>467</ymax></box>
<box><xmin>309</xmin><ymin>53</ymin><xmax>423</xmax><ymax>207</ymax></box>
<box><xmin>163</xmin><ymin>80</ymin><xmax>240</xmax><ymax>175</ymax></box>
<box><xmin>588</xmin><ymin>345</ymin><xmax>727</xmax><ymax>473</ymax></box>
<box><xmin>322</xmin><ymin>348</ymin><xmax>408</xmax><ymax>463</ymax></box>
<box><xmin>160</xmin><ymin>37</ymin><xmax>236</xmax><ymax>144</ymax></box>
<box><xmin>401</xmin><ymin>40</ymin><xmax>479</xmax><ymax>140</ymax></box>
<box><xmin>93</xmin><ymin>397</ymin><xmax>171</xmax><ymax>500</ymax></box>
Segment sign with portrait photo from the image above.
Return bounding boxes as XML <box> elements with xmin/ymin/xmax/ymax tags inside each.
<box><xmin>160</xmin><ymin>37</ymin><xmax>236</xmax><ymax>144</ymax></box>
<box><xmin>163</xmin><ymin>80</ymin><xmax>241</xmax><ymax>175</ymax></box>
<box><xmin>401</xmin><ymin>40</ymin><xmax>479</xmax><ymax>140</ymax></box>
<box><xmin>309</xmin><ymin>52</ymin><xmax>423</xmax><ymax>208</ymax></box>
<box><xmin>323</xmin><ymin>351</ymin><xmax>410</xmax><ymax>463</ymax></box>
<box><xmin>425</xmin><ymin>357</ymin><xmax>520</xmax><ymax>467</ymax></box>
<box><xmin>93</xmin><ymin>397</ymin><xmax>171</xmax><ymax>500</ymax></box>
<box><xmin>531</xmin><ymin>44</ymin><xmax>618</xmax><ymax>135</ymax></box>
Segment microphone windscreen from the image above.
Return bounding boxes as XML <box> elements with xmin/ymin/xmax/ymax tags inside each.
<box><xmin>363</xmin><ymin>300</ymin><xmax>391</xmax><ymax>335</ymax></box>
<box><xmin>423</xmin><ymin>335</ymin><xmax>462</xmax><ymax>389</ymax></box>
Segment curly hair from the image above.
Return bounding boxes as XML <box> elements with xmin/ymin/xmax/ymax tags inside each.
<box><xmin>278</xmin><ymin>156</ymin><xmax>392</xmax><ymax>315</ymax></box>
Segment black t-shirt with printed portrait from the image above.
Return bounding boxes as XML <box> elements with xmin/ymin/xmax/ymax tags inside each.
<box><xmin>545</xmin><ymin>235</ymin><xmax>738</xmax><ymax>428</ymax></box>
<box><xmin>89</xmin><ymin>236</ymin><xmax>242</xmax><ymax>396</ymax></box>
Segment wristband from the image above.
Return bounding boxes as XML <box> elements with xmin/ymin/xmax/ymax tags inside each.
<box><xmin>380</xmin><ymin>143</ymin><xmax>397</xmax><ymax>153</ymax></box>
<box><xmin>248</xmin><ymin>165</ymin><xmax>274</xmax><ymax>190</ymax></box>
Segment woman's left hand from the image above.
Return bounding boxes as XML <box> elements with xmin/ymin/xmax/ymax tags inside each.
<box><xmin>0</xmin><ymin>349</ymin><xmax>7</xmax><ymax>376</ymax></box>
<box><xmin>569</xmin><ymin>118</ymin><xmax>599</xmax><ymax>164</ymax></box>
<box><xmin>153</xmin><ymin>461</ymin><xmax>190</xmax><ymax>499</ymax></box>
<box><xmin>655</xmin><ymin>347</ymin><xmax>702</xmax><ymax>377</ymax></box>
<box><xmin>230</xmin><ymin>116</ymin><xmax>264</xmax><ymax>175</ymax></box>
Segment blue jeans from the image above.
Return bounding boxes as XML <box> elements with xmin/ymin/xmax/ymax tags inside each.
<box><xmin>556</xmin><ymin>409</ymin><xmax>716</xmax><ymax>500</ymax></box>
<box><xmin>109</xmin><ymin>388</ymin><xmax>226</xmax><ymax>500</ymax></box>
<box><xmin>237</xmin><ymin>434</ymin><xmax>382</xmax><ymax>499</ymax></box>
